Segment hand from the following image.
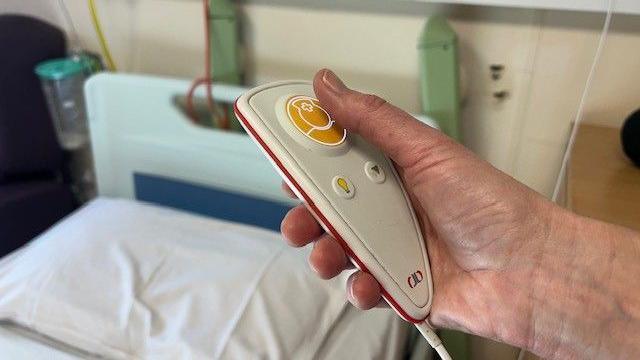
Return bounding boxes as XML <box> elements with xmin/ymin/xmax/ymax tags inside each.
<box><xmin>280</xmin><ymin>69</ymin><xmax>640</xmax><ymax>359</ymax></box>
<box><xmin>281</xmin><ymin>68</ymin><xmax>551</xmax><ymax>339</ymax></box>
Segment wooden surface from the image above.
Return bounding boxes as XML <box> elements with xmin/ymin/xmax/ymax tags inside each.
<box><xmin>567</xmin><ymin>124</ymin><xmax>640</xmax><ymax>231</ymax></box>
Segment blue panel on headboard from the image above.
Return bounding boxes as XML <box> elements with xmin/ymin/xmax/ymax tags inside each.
<box><xmin>134</xmin><ymin>173</ymin><xmax>291</xmax><ymax>232</ymax></box>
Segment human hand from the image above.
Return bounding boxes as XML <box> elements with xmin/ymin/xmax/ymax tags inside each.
<box><xmin>280</xmin><ymin>69</ymin><xmax>640</xmax><ymax>359</ymax></box>
<box><xmin>280</xmin><ymin>68</ymin><xmax>552</xmax><ymax>337</ymax></box>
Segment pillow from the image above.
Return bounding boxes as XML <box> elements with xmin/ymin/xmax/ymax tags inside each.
<box><xmin>0</xmin><ymin>198</ymin><xmax>350</xmax><ymax>359</ymax></box>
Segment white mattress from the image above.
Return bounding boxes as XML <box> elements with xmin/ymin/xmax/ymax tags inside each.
<box><xmin>0</xmin><ymin>198</ymin><xmax>410</xmax><ymax>359</ymax></box>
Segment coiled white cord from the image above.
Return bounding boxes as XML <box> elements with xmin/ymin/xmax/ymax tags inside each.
<box><xmin>415</xmin><ymin>321</ymin><xmax>452</xmax><ymax>360</ymax></box>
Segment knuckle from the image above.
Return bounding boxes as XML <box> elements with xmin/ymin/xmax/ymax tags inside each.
<box><xmin>343</xmin><ymin>93</ymin><xmax>389</xmax><ymax>133</ymax></box>
<box><xmin>344</xmin><ymin>91</ymin><xmax>387</xmax><ymax>113</ymax></box>
<box><xmin>358</xmin><ymin>93</ymin><xmax>388</xmax><ymax>114</ymax></box>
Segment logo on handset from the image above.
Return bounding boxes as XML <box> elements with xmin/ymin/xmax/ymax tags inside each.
<box><xmin>407</xmin><ymin>270</ymin><xmax>424</xmax><ymax>289</ymax></box>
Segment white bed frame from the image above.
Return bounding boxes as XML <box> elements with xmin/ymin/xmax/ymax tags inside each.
<box><xmin>85</xmin><ymin>73</ymin><xmax>296</xmax><ymax>206</ymax></box>
<box><xmin>85</xmin><ymin>73</ymin><xmax>437</xmax><ymax>209</ymax></box>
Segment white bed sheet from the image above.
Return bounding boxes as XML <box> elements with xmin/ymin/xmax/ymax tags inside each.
<box><xmin>0</xmin><ymin>198</ymin><xmax>410</xmax><ymax>359</ymax></box>
<box><xmin>0</xmin><ymin>322</ymin><xmax>89</xmax><ymax>359</ymax></box>
<box><xmin>0</xmin><ymin>307</ymin><xmax>411</xmax><ymax>360</ymax></box>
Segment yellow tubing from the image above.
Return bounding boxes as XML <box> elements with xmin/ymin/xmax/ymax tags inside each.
<box><xmin>88</xmin><ymin>0</ymin><xmax>117</xmax><ymax>71</ymax></box>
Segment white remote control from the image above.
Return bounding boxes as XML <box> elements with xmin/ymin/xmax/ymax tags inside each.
<box><xmin>235</xmin><ymin>80</ymin><xmax>435</xmax><ymax>323</ymax></box>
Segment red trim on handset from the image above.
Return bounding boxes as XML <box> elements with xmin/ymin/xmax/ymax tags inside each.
<box><xmin>234</xmin><ymin>100</ymin><xmax>426</xmax><ymax>324</ymax></box>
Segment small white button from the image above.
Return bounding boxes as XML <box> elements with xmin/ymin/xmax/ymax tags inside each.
<box><xmin>364</xmin><ymin>161</ymin><xmax>385</xmax><ymax>184</ymax></box>
<box><xmin>332</xmin><ymin>176</ymin><xmax>355</xmax><ymax>199</ymax></box>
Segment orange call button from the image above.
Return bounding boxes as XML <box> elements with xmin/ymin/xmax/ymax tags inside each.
<box><xmin>286</xmin><ymin>96</ymin><xmax>346</xmax><ymax>146</ymax></box>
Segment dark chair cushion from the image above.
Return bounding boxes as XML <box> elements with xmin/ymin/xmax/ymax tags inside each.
<box><xmin>0</xmin><ymin>181</ymin><xmax>75</xmax><ymax>257</ymax></box>
<box><xmin>0</xmin><ymin>15</ymin><xmax>66</xmax><ymax>181</ymax></box>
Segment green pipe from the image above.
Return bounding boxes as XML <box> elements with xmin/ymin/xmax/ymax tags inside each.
<box><xmin>418</xmin><ymin>16</ymin><xmax>461</xmax><ymax>140</ymax></box>
<box><xmin>209</xmin><ymin>0</ymin><xmax>242</xmax><ymax>130</ymax></box>
<box><xmin>209</xmin><ymin>0</ymin><xmax>241</xmax><ymax>85</ymax></box>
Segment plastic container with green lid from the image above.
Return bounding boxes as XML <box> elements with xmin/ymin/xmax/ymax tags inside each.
<box><xmin>35</xmin><ymin>56</ymin><xmax>99</xmax><ymax>149</ymax></box>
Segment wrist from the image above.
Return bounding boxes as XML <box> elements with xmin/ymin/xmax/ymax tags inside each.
<box><xmin>482</xmin><ymin>199</ymin><xmax>572</xmax><ymax>351</ymax></box>
<box><xmin>524</xmin><ymin>206</ymin><xmax>584</xmax><ymax>357</ymax></box>
<box><xmin>525</xmin><ymin>206</ymin><xmax>640</xmax><ymax>358</ymax></box>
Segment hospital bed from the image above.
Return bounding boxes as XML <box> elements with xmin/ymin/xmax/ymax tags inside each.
<box><xmin>0</xmin><ymin>74</ymin><xmax>430</xmax><ymax>359</ymax></box>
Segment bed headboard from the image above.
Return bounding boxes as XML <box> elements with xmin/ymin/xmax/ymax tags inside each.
<box><xmin>85</xmin><ymin>73</ymin><xmax>297</xmax><ymax>231</ymax></box>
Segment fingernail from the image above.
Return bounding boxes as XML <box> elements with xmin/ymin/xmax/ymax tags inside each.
<box><xmin>308</xmin><ymin>239</ymin><xmax>320</xmax><ymax>269</ymax></box>
<box><xmin>322</xmin><ymin>69</ymin><xmax>346</xmax><ymax>94</ymax></box>
<box><xmin>308</xmin><ymin>250</ymin><xmax>319</xmax><ymax>274</ymax></box>
<box><xmin>347</xmin><ymin>272</ymin><xmax>360</xmax><ymax>307</ymax></box>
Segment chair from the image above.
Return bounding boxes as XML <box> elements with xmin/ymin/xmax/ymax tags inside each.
<box><xmin>0</xmin><ymin>15</ymin><xmax>76</xmax><ymax>256</ymax></box>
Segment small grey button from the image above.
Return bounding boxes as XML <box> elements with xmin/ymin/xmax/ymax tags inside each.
<box><xmin>364</xmin><ymin>161</ymin><xmax>385</xmax><ymax>184</ymax></box>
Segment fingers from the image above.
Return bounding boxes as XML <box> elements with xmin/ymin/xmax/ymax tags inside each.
<box><xmin>280</xmin><ymin>194</ymin><xmax>382</xmax><ymax>308</ymax></box>
<box><xmin>347</xmin><ymin>271</ymin><xmax>382</xmax><ymax>310</ymax></box>
<box><xmin>281</xmin><ymin>205</ymin><xmax>322</xmax><ymax>247</ymax></box>
<box><xmin>281</xmin><ymin>181</ymin><xmax>297</xmax><ymax>199</ymax></box>
<box><xmin>313</xmin><ymin>69</ymin><xmax>452</xmax><ymax>168</ymax></box>
<box><xmin>281</xmin><ymin>204</ymin><xmax>349</xmax><ymax>279</ymax></box>
<box><xmin>309</xmin><ymin>233</ymin><xmax>349</xmax><ymax>279</ymax></box>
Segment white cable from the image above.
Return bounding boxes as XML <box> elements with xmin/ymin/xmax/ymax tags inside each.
<box><xmin>521</xmin><ymin>5</ymin><xmax>615</xmax><ymax>359</ymax></box>
<box><xmin>56</xmin><ymin>0</ymin><xmax>82</xmax><ymax>52</ymax></box>
<box><xmin>415</xmin><ymin>321</ymin><xmax>453</xmax><ymax>360</ymax></box>
<box><xmin>551</xmin><ymin>0</ymin><xmax>615</xmax><ymax>202</ymax></box>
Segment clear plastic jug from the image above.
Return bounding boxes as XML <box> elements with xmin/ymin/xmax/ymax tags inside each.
<box><xmin>35</xmin><ymin>56</ymin><xmax>96</xmax><ymax>150</ymax></box>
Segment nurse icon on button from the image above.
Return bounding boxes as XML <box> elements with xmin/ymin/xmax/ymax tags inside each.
<box><xmin>286</xmin><ymin>95</ymin><xmax>347</xmax><ymax>146</ymax></box>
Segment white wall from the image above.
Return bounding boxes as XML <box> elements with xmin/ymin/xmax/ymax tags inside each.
<box><xmin>5</xmin><ymin>0</ymin><xmax>639</xmax><ymax>196</ymax></box>
<box><xmin>0</xmin><ymin>0</ymin><xmax>63</xmax><ymax>25</ymax></box>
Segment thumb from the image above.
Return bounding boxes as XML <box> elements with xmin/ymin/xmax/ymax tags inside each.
<box><xmin>313</xmin><ymin>69</ymin><xmax>453</xmax><ymax>168</ymax></box>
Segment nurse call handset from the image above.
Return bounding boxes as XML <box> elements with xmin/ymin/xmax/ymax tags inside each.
<box><xmin>234</xmin><ymin>81</ymin><xmax>451</xmax><ymax>359</ymax></box>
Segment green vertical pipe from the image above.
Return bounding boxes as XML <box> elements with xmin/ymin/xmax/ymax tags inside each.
<box><xmin>209</xmin><ymin>0</ymin><xmax>242</xmax><ymax>130</ymax></box>
<box><xmin>418</xmin><ymin>16</ymin><xmax>461</xmax><ymax>140</ymax></box>
<box><xmin>209</xmin><ymin>0</ymin><xmax>241</xmax><ymax>85</ymax></box>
